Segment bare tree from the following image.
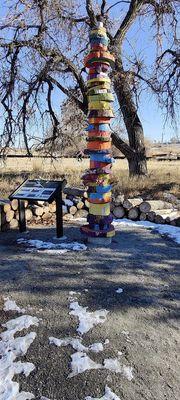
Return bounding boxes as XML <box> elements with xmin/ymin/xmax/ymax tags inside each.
<box><xmin>0</xmin><ymin>0</ymin><xmax>179</xmax><ymax>175</ymax></box>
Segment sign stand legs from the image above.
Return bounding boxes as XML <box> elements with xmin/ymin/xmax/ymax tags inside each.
<box><xmin>56</xmin><ymin>189</ymin><xmax>63</xmax><ymax>238</ymax></box>
<box><xmin>18</xmin><ymin>199</ymin><xmax>26</xmax><ymax>232</ymax></box>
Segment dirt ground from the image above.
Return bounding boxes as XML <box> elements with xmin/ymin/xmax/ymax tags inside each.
<box><xmin>0</xmin><ymin>220</ymin><xmax>180</xmax><ymax>400</ymax></box>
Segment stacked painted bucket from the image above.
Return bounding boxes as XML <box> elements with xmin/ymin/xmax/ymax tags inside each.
<box><xmin>81</xmin><ymin>20</ymin><xmax>115</xmax><ymax>243</ymax></box>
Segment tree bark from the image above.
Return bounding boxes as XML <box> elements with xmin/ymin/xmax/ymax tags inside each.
<box><xmin>113</xmin><ymin>67</ymin><xmax>147</xmax><ymax>176</ymax></box>
<box><xmin>127</xmin><ymin>153</ymin><xmax>147</xmax><ymax>176</ymax></box>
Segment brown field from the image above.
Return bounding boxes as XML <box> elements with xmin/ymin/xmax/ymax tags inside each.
<box><xmin>0</xmin><ymin>156</ymin><xmax>179</xmax><ymax>200</ymax></box>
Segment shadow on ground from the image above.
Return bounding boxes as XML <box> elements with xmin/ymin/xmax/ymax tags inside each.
<box><xmin>0</xmin><ymin>223</ymin><xmax>179</xmax><ymax>321</ymax></box>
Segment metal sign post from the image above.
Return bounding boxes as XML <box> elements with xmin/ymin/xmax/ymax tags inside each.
<box><xmin>55</xmin><ymin>186</ymin><xmax>63</xmax><ymax>238</ymax></box>
<box><xmin>18</xmin><ymin>199</ymin><xmax>26</xmax><ymax>233</ymax></box>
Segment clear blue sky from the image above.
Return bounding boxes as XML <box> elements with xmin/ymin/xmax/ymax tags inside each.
<box><xmin>0</xmin><ymin>0</ymin><xmax>179</xmax><ymax>144</ymax></box>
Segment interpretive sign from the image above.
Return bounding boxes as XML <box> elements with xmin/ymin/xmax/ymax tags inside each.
<box><xmin>9</xmin><ymin>179</ymin><xmax>67</xmax><ymax>237</ymax></box>
<box><xmin>9</xmin><ymin>179</ymin><xmax>64</xmax><ymax>202</ymax></box>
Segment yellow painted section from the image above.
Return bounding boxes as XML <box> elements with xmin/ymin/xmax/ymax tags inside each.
<box><xmin>91</xmin><ymin>28</ymin><xmax>106</xmax><ymax>35</ymax></box>
<box><xmin>88</xmin><ymin>94</ymin><xmax>114</xmax><ymax>102</ymax></box>
<box><xmin>87</xmin><ymin>84</ymin><xmax>111</xmax><ymax>92</ymax></box>
<box><xmin>89</xmin><ymin>101</ymin><xmax>113</xmax><ymax>110</ymax></box>
<box><xmin>89</xmin><ymin>203</ymin><xmax>110</xmax><ymax>216</ymax></box>
<box><xmin>87</xmin><ymin>77</ymin><xmax>110</xmax><ymax>85</ymax></box>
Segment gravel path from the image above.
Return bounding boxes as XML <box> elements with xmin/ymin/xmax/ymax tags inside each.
<box><xmin>0</xmin><ymin>221</ymin><xmax>179</xmax><ymax>400</ymax></box>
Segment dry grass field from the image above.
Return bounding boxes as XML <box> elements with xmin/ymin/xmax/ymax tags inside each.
<box><xmin>0</xmin><ymin>156</ymin><xmax>179</xmax><ymax>199</ymax></box>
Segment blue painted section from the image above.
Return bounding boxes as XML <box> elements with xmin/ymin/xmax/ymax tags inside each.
<box><xmin>89</xmin><ymin>192</ymin><xmax>109</xmax><ymax>200</ymax></box>
<box><xmin>86</xmin><ymin>124</ymin><xmax>111</xmax><ymax>131</ymax></box>
<box><xmin>89</xmin><ymin>153</ymin><xmax>113</xmax><ymax>162</ymax></box>
<box><xmin>95</xmin><ymin>185</ymin><xmax>112</xmax><ymax>193</ymax></box>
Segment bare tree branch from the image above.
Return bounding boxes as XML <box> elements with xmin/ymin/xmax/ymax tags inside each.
<box><xmin>106</xmin><ymin>1</ymin><xmax>131</xmax><ymax>14</ymax></box>
<box><xmin>113</xmin><ymin>0</ymin><xmax>144</xmax><ymax>46</ymax></box>
<box><xmin>101</xmin><ymin>0</ymin><xmax>107</xmax><ymax>16</ymax></box>
<box><xmin>86</xmin><ymin>0</ymin><xmax>97</xmax><ymax>26</ymax></box>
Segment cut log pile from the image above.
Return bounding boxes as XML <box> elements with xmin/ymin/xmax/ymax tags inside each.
<box><xmin>0</xmin><ymin>188</ymin><xmax>180</xmax><ymax>232</ymax></box>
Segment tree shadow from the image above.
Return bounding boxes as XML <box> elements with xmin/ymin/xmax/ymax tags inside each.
<box><xmin>0</xmin><ymin>223</ymin><xmax>179</xmax><ymax>323</ymax></box>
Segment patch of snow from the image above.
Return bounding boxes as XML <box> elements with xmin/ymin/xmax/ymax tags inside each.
<box><xmin>50</xmin><ymin>336</ymin><xmax>133</xmax><ymax>380</ymax></box>
<box><xmin>1</xmin><ymin>383</ymin><xmax>35</xmax><ymax>400</ymax></box>
<box><xmin>68</xmin><ymin>291</ymin><xmax>81</xmax><ymax>301</ymax></box>
<box><xmin>104</xmin><ymin>339</ymin><xmax>109</xmax><ymax>345</ymax></box>
<box><xmin>3</xmin><ymin>297</ymin><xmax>25</xmax><ymax>313</ymax></box>
<box><xmin>49</xmin><ymin>337</ymin><xmax>87</xmax><ymax>352</ymax></box>
<box><xmin>89</xmin><ymin>342</ymin><xmax>104</xmax><ymax>353</ymax></box>
<box><xmin>121</xmin><ymin>365</ymin><xmax>134</xmax><ymax>381</ymax></box>
<box><xmin>84</xmin><ymin>289</ymin><xmax>89</xmax><ymax>292</ymax></box>
<box><xmin>0</xmin><ymin>307</ymin><xmax>38</xmax><ymax>400</ymax></box>
<box><xmin>17</xmin><ymin>238</ymin><xmax>55</xmax><ymax>249</ymax></box>
<box><xmin>114</xmin><ymin>218</ymin><xmax>180</xmax><ymax>245</ymax></box>
<box><xmin>68</xmin><ymin>352</ymin><xmax>102</xmax><ymax>378</ymax></box>
<box><xmin>69</xmin><ymin>291</ymin><xmax>81</xmax><ymax>296</ymax></box>
<box><xmin>1</xmin><ymin>315</ymin><xmax>39</xmax><ymax>341</ymax></box>
<box><xmin>116</xmin><ymin>288</ymin><xmax>123</xmax><ymax>294</ymax></box>
<box><xmin>85</xmin><ymin>385</ymin><xmax>121</xmax><ymax>400</ymax></box>
<box><xmin>49</xmin><ymin>336</ymin><xmax>104</xmax><ymax>353</ymax></box>
<box><xmin>69</xmin><ymin>302</ymin><xmax>108</xmax><ymax>335</ymax></box>
<box><xmin>0</xmin><ymin>332</ymin><xmax>36</xmax><ymax>357</ymax></box>
<box><xmin>103</xmin><ymin>358</ymin><xmax>133</xmax><ymax>381</ymax></box>
<box><xmin>13</xmin><ymin>360</ymin><xmax>35</xmax><ymax>377</ymax></box>
<box><xmin>37</xmin><ymin>249</ymin><xmax>68</xmax><ymax>255</ymax></box>
<box><xmin>103</xmin><ymin>358</ymin><xmax>121</xmax><ymax>373</ymax></box>
<box><xmin>17</xmin><ymin>238</ymin><xmax>87</xmax><ymax>252</ymax></box>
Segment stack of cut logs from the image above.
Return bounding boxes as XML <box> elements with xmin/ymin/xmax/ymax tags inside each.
<box><xmin>111</xmin><ymin>196</ymin><xmax>180</xmax><ymax>225</ymax></box>
<box><xmin>0</xmin><ymin>187</ymin><xmax>180</xmax><ymax>231</ymax></box>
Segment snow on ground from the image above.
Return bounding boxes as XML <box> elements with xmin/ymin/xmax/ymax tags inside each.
<box><xmin>89</xmin><ymin>342</ymin><xmax>104</xmax><ymax>353</ymax></box>
<box><xmin>68</xmin><ymin>291</ymin><xmax>81</xmax><ymax>301</ymax></box>
<box><xmin>114</xmin><ymin>218</ymin><xmax>180</xmax><ymax>244</ymax></box>
<box><xmin>76</xmin><ymin>216</ymin><xmax>180</xmax><ymax>244</ymax></box>
<box><xmin>85</xmin><ymin>385</ymin><xmax>121</xmax><ymax>400</ymax></box>
<box><xmin>69</xmin><ymin>301</ymin><xmax>108</xmax><ymax>335</ymax></box>
<box><xmin>49</xmin><ymin>300</ymin><xmax>133</xmax><ymax>382</ymax></box>
<box><xmin>69</xmin><ymin>291</ymin><xmax>81</xmax><ymax>296</ymax></box>
<box><xmin>3</xmin><ymin>297</ymin><xmax>25</xmax><ymax>313</ymax></box>
<box><xmin>35</xmin><ymin>249</ymin><xmax>69</xmax><ymax>255</ymax></box>
<box><xmin>67</xmin><ymin>351</ymin><xmax>133</xmax><ymax>379</ymax></box>
<box><xmin>103</xmin><ymin>358</ymin><xmax>133</xmax><ymax>381</ymax></box>
<box><xmin>1</xmin><ymin>315</ymin><xmax>39</xmax><ymax>341</ymax></box>
<box><xmin>0</xmin><ymin>300</ymin><xmax>38</xmax><ymax>400</ymax></box>
<box><xmin>17</xmin><ymin>238</ymin><xmax>87</xmax><ymax>252</ymax></box>
<box><xmin>68</xmin><ymin>352</ymin><xmax>102</xmax><ymax>378</ymax></box>
<box><xmin>49</xmin><ymin>336</ymin><xmax>104</xmax><ymax>353</ymax></box>
<box><xmin>116</xmin><ymin>288</ymin><xmax>123</xmax><ymax>294</ymax></box>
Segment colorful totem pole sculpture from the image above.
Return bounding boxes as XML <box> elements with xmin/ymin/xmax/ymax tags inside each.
<box><xmin>81</xmin><ymin>20</ymin><xmax>115</xmax><ymax>243</ymax></box>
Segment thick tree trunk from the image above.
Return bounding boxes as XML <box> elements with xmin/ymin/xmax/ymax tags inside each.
<box><xmin>112</xmin><ymin>62</ymin><xmax>148</xmax><ymax>176</ymax></box>
<box><xmin>127</xmin><ymin>152</ymin><xmax>147</xmax><ymax>176</ymax></box>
